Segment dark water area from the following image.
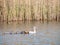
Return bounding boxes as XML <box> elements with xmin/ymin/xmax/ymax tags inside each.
<box><xmin>0</xmin><ymin>21</ymin><xmax>60</xmax><ymax>45</ymax></box>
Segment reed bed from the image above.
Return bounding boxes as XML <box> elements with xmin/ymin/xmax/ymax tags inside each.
<box><xmin>0</xmin><ymin>0</ymin><xmax>60</xmax><ymax>22</ymax></box>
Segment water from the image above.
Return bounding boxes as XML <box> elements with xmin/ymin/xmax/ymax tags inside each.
<box><xmin>0</xmin><ymin>21</ymin><xmax>60</xmax><ymax>45</ymax></box>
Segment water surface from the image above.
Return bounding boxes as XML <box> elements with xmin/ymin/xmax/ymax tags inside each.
<box><xmin>0</xmin><ymin>21</ymin><xmax>60</xmax><ymax>45</ymax></box>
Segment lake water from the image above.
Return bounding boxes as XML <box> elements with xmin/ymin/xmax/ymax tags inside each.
<box><xmin>0</xmin><ymin>21</ymin><xmax>60</xmax><ymax>45</ymax></box>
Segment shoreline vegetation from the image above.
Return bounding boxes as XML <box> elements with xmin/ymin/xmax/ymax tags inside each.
<box><xmin>0</xmin><ymin>0</ymin><xmax>60</xmax><ymax>22</ymax></box>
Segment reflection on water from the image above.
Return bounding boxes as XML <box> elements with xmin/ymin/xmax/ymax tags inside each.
<box><xmin>0</xmin><ymin>21</ymin><xmax>60</xmax><ymax>45</ymax></box>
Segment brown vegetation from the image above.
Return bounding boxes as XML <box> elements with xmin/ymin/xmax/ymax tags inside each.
<box><xmin>0</xmin><ymin>0</ymin><xmax>60</xmax><ymax>22</ymax></box>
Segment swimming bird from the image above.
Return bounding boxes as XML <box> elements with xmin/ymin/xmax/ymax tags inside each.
<box><xmin>29</xmin><ymin>26</ymin><xmax>36</xmax><ymax>34</ymax></box>
<box><xmin>20</xmin><ymin>31</ymin><xmax>29</xmax><ymax>34</ymax></box>
<box><xmin>20</xmin><ymin>26</ymin><xmax>37</xmax><ymax>34</ymax></box>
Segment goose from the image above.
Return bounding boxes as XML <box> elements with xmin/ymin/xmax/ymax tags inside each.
<box><xmin>20</xmin><ymin>31</ymin><xmax>29</xmax><ymax>34</ymax></box>
<box><xmin>29</xmin><ymin>26</ymin><xmax>36</xmax><ymax>34</ymax></box>
<box><xmin>20</xmin><ymin>26</ymin><xmax>36</xmax><ymax>34</ymax></box>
